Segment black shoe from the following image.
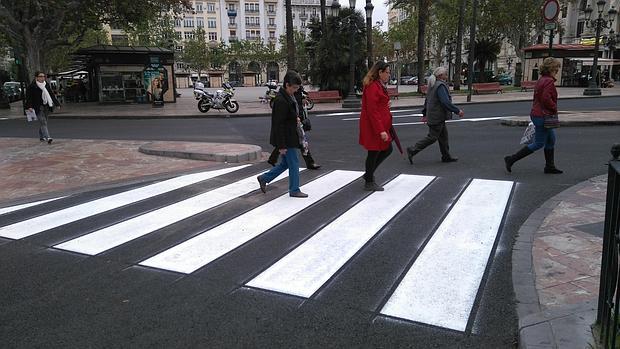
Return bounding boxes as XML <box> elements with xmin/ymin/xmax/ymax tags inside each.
<box><xmin>307</xmin><ymin>164</ymin><xmax>321</xmax><ymax>170</ymax></box>
<box><xmin>406</xmin><ymin>147</ymin><xmax>417</xmax><ymax>165</ymax></box>
<box><xmin>47</xmin><ymin>138</ymin><xmax>53</xmax><ymax>144</ymax></box>
<box><xmin>543</xmin><ymin>149</ymin><xmax>563</xmax><ymax>174</ymax></box>
<box><xmin>257</xmin><ymin>175</ymin><xmax>267</xmax><ymax>193</ymax></box>
<box><xmin>441</xmin><ymin>157</ymin><xmax>458</xmax><ymax>163</ymax></box>
<box><xmin>40</xmin><ymin>138</ymin><xmax>45</xmax><ymax>142</ymax></box>
<box><xmin>544</xmin><ymin>166</ymin><xmax>563</xmax><ymax>174</ymax></box>
<box><xmin>289</xmin><ymin>191</ymin><xmax>309</xmax><ymax>198</ymax></box>
<box><xmin>505</xmin><ymin>146</ymin><xmax>534</xmax><ymax>173</ymax></box>
<box><xmin>364</xmin><ymin>182</ymin><xmax>384</xmax><ymax>191</ymax></box>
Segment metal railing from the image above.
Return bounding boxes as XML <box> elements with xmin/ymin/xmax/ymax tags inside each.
<box><xmin>597</xmin><ymin>143</ymin><xmax>620</xmax><ymax>348</ymax></box>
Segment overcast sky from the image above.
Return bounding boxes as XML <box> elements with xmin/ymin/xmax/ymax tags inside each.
<box><xmin>354</xmin><ymin>0</ymin><xmax>390</xmax><ymax>31</ymax></box>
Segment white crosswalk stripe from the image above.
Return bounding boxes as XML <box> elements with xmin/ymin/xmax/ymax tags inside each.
<box><xmin>246</xmin><ymin>174</ymin><xmax>434</xmax><ymax>298</ymax></box>
<box><xmin>139</xmin><ymin>170</ymin><xmax>362</xmax><ymax>274</ymax></box>
<box><xmin>0</xmin><ymin>196</ymin><xmax>67</xmax><ymax>216</ymax></box>
<box><xmin>53</xmin><ymin>170</ymin><xmax>297</xmax><ymax>255</ymax></box>
<box><xmin>380</xmin><ymin>179</ymin><xmax>513</xmax><ymax>331</ymax></box>
<box><xmin>0</xmin><ymin>165</ymin><xmax>248</xmax><ymax>239</ymax></box>
<box><xmin>1</xmin><ymin>167</ymin><xmax>514</xmax><ymax>333</ymax></box>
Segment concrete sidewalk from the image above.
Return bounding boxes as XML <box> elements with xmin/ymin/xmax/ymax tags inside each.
<box><xmin>1</xmin><ymin>85</ymin><xmax>619</xmax><ymax>119</ymax></box>
<box><xmin>0</xmin><ymin>110</ymin><xmax>618</xmax><ymax>348</ymax></box>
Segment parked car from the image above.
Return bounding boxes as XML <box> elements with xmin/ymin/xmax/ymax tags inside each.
<box><xmin>496</xmin><ymin>73</ymin><xmax>513</xmax><ymax>85</ymax></box>
<box><xmin>400</xmin><ymin>75</ymin><xmax>413</xmax><ymax>84</ymax></box>
<box><xmin>3</xmin><ymin>82</ymin><xmax>21</xmax><ymax>101</ymax></box>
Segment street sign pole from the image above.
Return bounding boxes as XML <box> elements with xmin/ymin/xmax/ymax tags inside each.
<box><xmin>542</xmin><ymin>0</ymin><xmax>560</xmax><ymax>57</ymax></box>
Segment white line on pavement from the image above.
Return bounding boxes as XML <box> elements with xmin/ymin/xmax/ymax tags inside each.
<box><xmin>0</xmin><ymin>197</ymin><xmax>67</xmax><ymax>216</ymax></box>
<box><xmin>246</xmin><ymin>174</ymin><xmax>434</xmax><ymax>298</ymax></box>
<box><xmin>139</xmin><ymin>170</ymin><xmax>362</xmax><ymax>274</ymax></box>
<box><xmin>0</xmin><ymin>166</ymin><xmax>249</xmax><ymax>239</ymax></box>
<box><xmin>380</xmin><ymin>178</ymin><xmax>513</xmax><ymax>332</ymax></box>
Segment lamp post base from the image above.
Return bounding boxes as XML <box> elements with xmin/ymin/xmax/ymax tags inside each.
<box><xmin>583</xmin><ymin>87</ymin><xmax>602</xmax><ymax>96</ymax></box>
<box><xmin>342</xmin><ymin>95</ymin><xmax>361</xmax><ymax>109</ymax></box>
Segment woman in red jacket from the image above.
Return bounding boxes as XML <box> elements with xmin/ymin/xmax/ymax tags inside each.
<box><xmin>504</xmin><ymin>57</ymin><xmax>563</xmax><ymax>174</ymax></box>
<box><xmin>359</xmin><ymin>61</ymin><xmax>393</xmax><ymax>191</ymax></box>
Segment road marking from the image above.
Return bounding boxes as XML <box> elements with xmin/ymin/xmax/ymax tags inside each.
<box><xmin>317</xmin><ymin>109</ymin><xmax>420</xmax><ymax>117</ymax></box>
<box><xmin>380</xmin><ymin>179</ymin><xmax>513</xmax><ymax>332</ymax></box>
<box><xmin>53</xmin><ymin>170</ymin><xmax>295</xmax><ymax>255</ymax></box>
<box><xmin>0</xmin><ymin>197</ymin><xmax>67</xmax><ymax>215</ymax></box>
<box><xmin>0</xmin><ymin>166</ymin><xmax>248</xmax><ymax>239</ymax></box>
<box><xmin>246</xmin><ymin>174</ymin><xmax>434</xmax><ymax>298</ymax></box>
<box><xmin>342</xmin><ymin>113</ymin><xmax>423</xmax><ymax>121</ymax></box>
<box><xmin>139</xmin><ymin>170</ymin><xmax>362</xmax><ymax>274</ymax></box>
<box><xmin>393</xmin><ymin>116</ymin><xmax>517</xmax><ymax>126</ymax></box>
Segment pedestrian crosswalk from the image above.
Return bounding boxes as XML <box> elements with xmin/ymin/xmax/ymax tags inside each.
<box><xmin>0</xmin><ymin>165</ymin><xmax>514</xmax><ymax>333</ymax></box>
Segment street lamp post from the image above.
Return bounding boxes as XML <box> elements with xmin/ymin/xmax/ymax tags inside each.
<box><xmin>365</xmin><ymin>0</ymin><xmax>374</xmax><ymax>69</ymax></box>
<box><xmin>583</xmin><ymin>0</ymin><xmax>617</xmax><ymax>96</ymax></box>
<box><xmin>446</xmin><ymin>38</ymin><xmax>456</xmax><ymax>82</ymax></box>
<box><xmin>333</xmin><ymin>0</ymin><xmax>362</xmax><ymax>109</ymax></box>
<box><xmin>394</xmin><ymin>41</ymin><xmax>401</xmax><ymax>94</ymax></box>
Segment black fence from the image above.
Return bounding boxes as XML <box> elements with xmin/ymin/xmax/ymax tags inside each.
<box><xmin>597</xmin><ymin>144</ymin><xmax>620</xmax><ymax>348</ymax></box>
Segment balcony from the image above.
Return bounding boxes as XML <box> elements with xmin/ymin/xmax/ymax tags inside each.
<box><xmin>247</xmin><ymin>36</ymin><xmax>260</xmax><ymax>41</ymax></box>
<box><xmin>267</xmin><ymin>9</ymin><xmax>276</xmax><ymax>15</ymax></box>
<box><xmin>267</xmin><ymin>23</ymin><xmax>276</xmax><ymax>28</ymax></box>
<box><xmin>245</xmin><ymin>22</ymin><xmax>261</xmax><ymax>28</ymax></box>
<box><xmin>228</xmin><ymin>22</ymin><xmax>237</xmax><ymax>28</ymax></box>
<box><xmin>245</xmin><ymin>9</ymin><xmax>259</xmax><ymax>14</ymax></box>
<box><xmin>229</xmin><ymin>36</ymin><xmax>238</xmax><ymax>41</ymax></box>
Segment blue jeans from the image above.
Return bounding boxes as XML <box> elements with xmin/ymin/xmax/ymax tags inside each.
<box><xmin>527</xmin><ymin>116</ymin><xmax>556</xmax><ymax>151</ymax></box>
<box><xmin>261</xmin><ymin>147</ymin><xmax>300</xmax><ymax>193</ymax></box>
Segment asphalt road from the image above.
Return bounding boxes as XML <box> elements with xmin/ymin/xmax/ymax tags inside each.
<box><xmin>0</xmin><ymin>98</ymin><xmax>618</xmax><ymax>348</ymax></box>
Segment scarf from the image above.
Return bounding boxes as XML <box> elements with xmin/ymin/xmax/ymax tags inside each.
<box><xmin>36</xmin><ymin>81</ymin><xmax>54</xmax><ymax>107</ymax></box>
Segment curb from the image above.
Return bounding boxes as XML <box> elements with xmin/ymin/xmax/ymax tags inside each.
<box><xmin>138</xmin><ymin>142</ymin><xmax>263</xmax><ymax>163</ymax></box>
<box><xmin>512</xmin><ymin>178</ymin><xmax>603</xmax><ymax>349</ymax></box>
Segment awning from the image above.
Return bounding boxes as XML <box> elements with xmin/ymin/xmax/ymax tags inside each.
<box><xmin>567</xmin><ymin>58</ymin><xmax>620</xmax><ymax>65</ymax></box>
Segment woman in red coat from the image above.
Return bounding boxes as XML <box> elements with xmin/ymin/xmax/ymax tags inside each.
<box><xmin>359</xmin><ymin>61</ymin><xmax>393</xmax><ymax>191</ymax></box>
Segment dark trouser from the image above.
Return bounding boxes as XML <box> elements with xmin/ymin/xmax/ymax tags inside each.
<box><xmin>364</xmin><ymin>144</ymin><xmax>392</xmax><ymax>183</ymax></box>
<box><xmin>270</xmin><ymin>147</ymin><xmax>316</xmax><ymax>167</ymax></box>
<box><xmin>411</xmin><ymin>122</ymin><xmax>451</xmax><ymax>159</ymax></box>
<box><xmin>36</xmin><ymin>106</ymin><xmax>51</xmax><ymax>139</ymax></box>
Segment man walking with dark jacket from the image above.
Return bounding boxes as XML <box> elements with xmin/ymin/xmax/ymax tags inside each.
<box><xmin>407</xmin><ymin>67</ymin><xmax>463</xmax><ymax>164</ymax></box>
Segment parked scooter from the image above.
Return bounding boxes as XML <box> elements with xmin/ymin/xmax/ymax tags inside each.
<box><xmin>259</xmin><ymin>81</ymin><xmax>278</xmax><ymax>108</ymax></box>
<box><xmin>194</xmin><ymin>82</ymin><xmax>239</xmax><ymax>113</ymax></box>
<box><xmin>300</xmin><ymin>86</ymin><xmax>314</xmax><ymax>110</ymax></box>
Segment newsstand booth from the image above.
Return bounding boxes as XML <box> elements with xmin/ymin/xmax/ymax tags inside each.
<box><xmin>74</xmin><ymin>45</ymin><xmax>176</xmax><ymax>103</ymax></box>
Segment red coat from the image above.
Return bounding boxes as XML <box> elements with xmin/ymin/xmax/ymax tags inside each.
<box><xmin>530</xmin><ymin>75</ymin><xmax>557</xmax><ymax>117</ymax></box>
<box><xmin>359</xmin><ymin>80</ymin><xmax>393</xmax><ymax>151</ymax></box>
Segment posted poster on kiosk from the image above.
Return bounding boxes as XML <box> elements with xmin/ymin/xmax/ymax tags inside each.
<box><xmin>143</xmin><ymin>67</ymin><xmax>168</xmax><ymax>106</ymax></box>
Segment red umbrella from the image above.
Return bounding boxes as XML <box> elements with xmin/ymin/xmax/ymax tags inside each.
<box><xmin>389</xmin><ymin>126</ymin><xmax>403</xmax><ymax>155</ymax></box>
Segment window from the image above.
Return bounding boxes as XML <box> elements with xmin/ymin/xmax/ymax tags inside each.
<box><xmin>579</xmin><ymin>0</ymin><xmax>587</xmax><ymax>12</ymax></box>
<box><xmin>245</xmin><ymin>17</ymin><xmax>260</xmax><ymax>26</ymax></box>
<box><xmin>196</xmin><ymin>17</ymin><xmax>204</xmax><ymax>27</ymax></box>
<box><xmin>209</xmin><ymin>32</ymin><xmax>218</xmax><ymax>41</ymax></box>
<box><xmin>228</xmin><ymin>3</ymin><xmax>236</xmax><ymax>10</ymax></box>
<box><xmin>269</xmin><ymin>31</ymin><xmax>275</xmax><ymax>38</ymax></box>
<box><xmin>269</xmin><ymin>18</ymin><xmax>275</xmax><ymax>26</ymax></box>
<box><xmin>175</xmin><ymin>46</ymin><xmax>183</xmax><ymax>52</ymax></box>
<box><xmin>230</xmin><ymin>30</ymin><xmax>236</xmax><ymax>36</ymax></box>
<box><xmin>229</xmin><ymin>17</ymin><xmax>236</xmax><ymax>25</ymax></box>
<box><xmin>184</xmin><ymin>32</ymin><xmax>195</xmax><ymax>39</ymax></box>
<box><xmin>208</xmin><ymin>18</ymin><xmax>217</xmax><ymax>28</ymax></box>
<box><xmin>207</xmin><ymin>3</ymin><xmax>216</xmax><ymax>12</ymax></box>
<box><xmin>245</xmin><ymin>3</ymin><xmax>258</xmax><ymax>12</ymax></box>
<box><xmin>301</xmin><ymin>20</ymin><xmax>306</xmax><ymax>28</ymax></box>
<box><xmin>577</xmin><ymin>21</ymin><xmax>585</xmax><ymax>37</ymax></box>
<box><xmin>195</xmin><ymin>2</ymin><xmax>203</xmax><ymax>12</ymax></box>
<box><xmin>268</xmin><ymin>4</ymin><xmax>275</xmax><ymax>13</ymax></box>
<box><xmin>174</xmin><ymin>18</ymin><xmax>182</xmax><ymax>27</ymax></box>
<box><xmin>175</xmin><ymin>31</ymin><xmax>182</xmax><ymax>39</ymax></box>
<box><xmin>246</xmin><ymin>30</ymin><xmax>250</xmax><ymax>37</ymax></box>
<box><xmin>184</xmin><ymin>17</ymin><xmax>194</xmax><ymax>27</ymax></box>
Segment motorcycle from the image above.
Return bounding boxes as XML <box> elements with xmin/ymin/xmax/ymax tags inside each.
<box><xmin>194</xmin><ymin>82</ymin><xmax>239</xmax><ymax>114</ymax></box>
<box><xmin>301</xmin><ymin>87</ymin><xmax>314</xmax><ymax>110</ymax></box>
<box><xmin>259</xmin><ymin>81</ymin><xmax>278</xmax><ymax>108</ymax></box>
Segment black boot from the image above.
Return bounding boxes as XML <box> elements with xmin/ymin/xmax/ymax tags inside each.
<box><xmin>504</xmin><ymin>146</ymin><xmax>534</xmax><ymax>173</ymax></box>
<box><xmin>303</xmin><ymin>152</ymin><xmax>321</xmax><ymax>170</ymax></box>
<box><xmin>544</xmin><ymin>148</ymin><xmax>563</xmax><ymax>174</ymax></box>
<box><xmin>406</xmin><ymin>147</ymin><xmax>419</xmax><ymax>165</ymax></box>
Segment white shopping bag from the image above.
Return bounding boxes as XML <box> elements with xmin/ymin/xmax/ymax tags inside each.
<box><xmin>25</xmin><ymin>109</ymin><xmax>37</xmax><ymax>122</ymax></box>
<box><xmin>520</xmin><ymin>122</ymin><xmax>535</xmax><ymax>145</ymax></box>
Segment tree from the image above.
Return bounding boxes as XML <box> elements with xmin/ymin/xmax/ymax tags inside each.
<box><xmin>453</xmin><ymin>0</ymin><xmax>466</xmax><ymax>89</ymax></box>
<box><xmin>0</xmin><ymin>0</ymin><xmax>191</xmax><ymax>79</ymax></box>
<box><xmin>180</xmin><ymin>28</ymin><xmax>209</xmax><ymax>79</ymax></box>
<box><xmin>416</xmin><ymin>0</ymin><xmax>430</xmax><ymax>92</ymax></box>
<box><xmin>285</xmin><ymin>0</ymin><xmax>295</xmax><ymax>70</ymax></box>
<box><xmin>473</xmin><ymin>37</ymin><xmax>501</xmax><ymax>82</ymax></box>
<box><xmin>307</xmin><ymin>8</ymin><xmax>367</xmax><ymax>95</ymax></box>
<box><xmin>126</xmin><ymin>12</ymin><xmax>178</xmax><ymax>48</ymax></box>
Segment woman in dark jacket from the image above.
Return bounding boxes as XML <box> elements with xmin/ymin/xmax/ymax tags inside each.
<box><xmin>359</xmin><ymin>61</ymin><xmax>393</xmax><ymax>191</ymax></box>
<box><xmin>504</xmin><ymin>57</ymin><xmax>562</xmax><ymax>174</ymax></box>
<box><xmin>25</xmin><ymin>71</ymin><xmax>61</xmax><ymax>144</ymax></box>
<box><xmin>257</xmin><ymin>71</ymin><xmax>308</xmax><ymax>198</ymax></box>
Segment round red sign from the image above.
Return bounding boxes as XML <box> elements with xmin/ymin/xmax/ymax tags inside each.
<box><xmin>543</xmin><ymin>0</ymin><xmax>560</xmax><ymax>22</ymax></box>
